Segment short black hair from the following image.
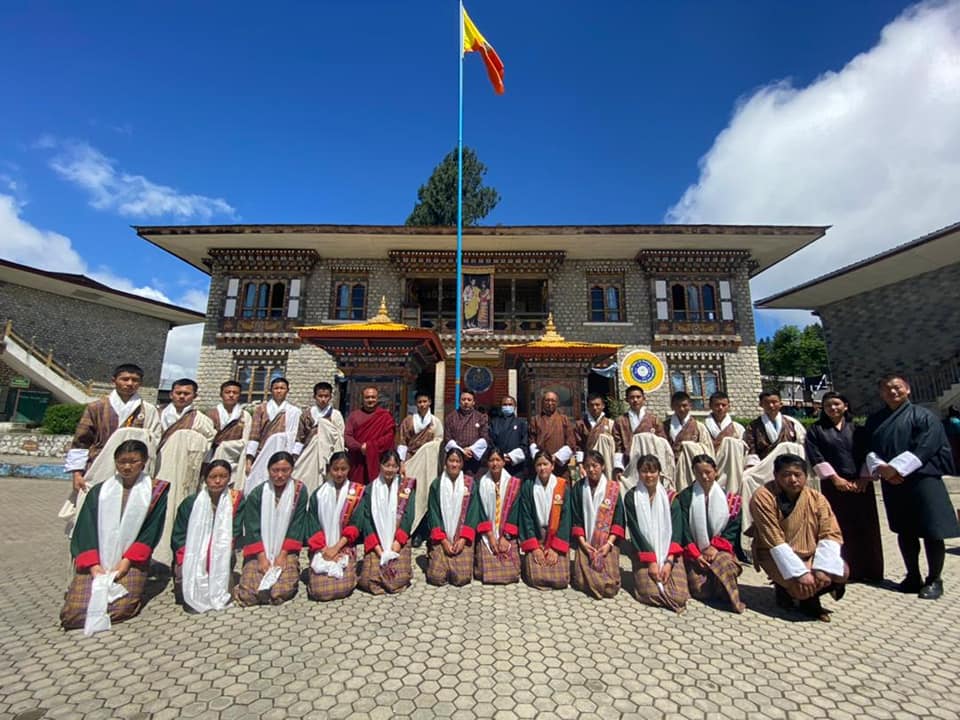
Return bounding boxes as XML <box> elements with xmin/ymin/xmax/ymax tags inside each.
<box><xmin>114</xmin><ymin>439</ymin><xmax>148</xmax><ymax>460</ymax></box>
<box><xmin>877</xmin><ymin>373</ymin><xmax>910</xmax><ymax>388</ymax></box>
<box><xmin>670</xmin><ymin>391</ymin><xmax>691</xmax><ymax>405</ymax></box>
<box><xmin>708</xmin><ymin>391</ymin><xmax>729</xmax><ymax>404</ymax></box>
<box><xmin>220</xmin><ymin>380</ymin><xmax>242</xmax><ymax>392</ymax></box>
<box><xmin>270</xmin><ymin>377</ymin><xmax>289</xmax><ymax>389</ymax></box>
<box><xmin>171</xmin><ymin>378</ymin><xmax>198</xmax><ymax>392</ymax></box>
<box><xmin>759</xmin><ymin>390</ymin><xmax>781</xmax><ymax>403</ymax></box>
<box><xmin>625</xmin><ymin>385</ymin><xmax>645</xmax><ymax>397</ymax></box>
<box><xmin>460</xmin><ymin>389</ymin><xmax>476</xmax><ymax>399</ymax></box>
<box><xmin>586</xmin><ymin>393</ymin><xmax>605</xmax><ymax>403</ymax></box>
<box><xmin>313</xmin><ymin>382</ymin><xmax>333</xmax><ymax>395</ymax></box>
<box><xmin>112</xmin><ymin>363</ymin><xmax>144</xmax><ymax>379</ymax></box>
<box><xmin>774</xmin><ymin>453</ymin><xmax>808</xmax><ymax>475</ymax></box>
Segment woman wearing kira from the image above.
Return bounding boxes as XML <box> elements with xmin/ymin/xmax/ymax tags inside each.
<box><xmin>624</xmin><ymin>454</ymin><xmax>688</xmax><ymax>612</ymax></box>
<box><xmin>234</xmin><ymin>451</ymin><xmax>308</xmax><ymax>607</ymax></box>
<box><xmin>518</xmin><ymin>450</ymin><xmax>573</xmax><ymax>590</ymax></box>
<box><xmin>356</xmin><ymin>449</ymin><xmax>418</xmax><ymax>595</ymax></box>
<box><xmin>673</xmin><ymin>455</ymin><xmax>746</xmax><ymax>613</ymax></box>
<box><xmin>305</xmin><ymin>451</ymin><xmax>366</xmax><ymax>601</ymax></box>
<box><xmin>171</xmin><ymin>459</ymin><xmax>243</xmax><ymax>613</ymax></box>
<box><xmin>570</xmin><ymin>450</ymin><xmax>626</xmax><ymax>599</ymax></box>
<box><xmin>426</xmin><ymin>448</ymin><xmax>480</xmax><ymax>586</ymax></box>
<box><xmin>474</xmin><ymin>447</ymin><xmax>524</xmax><ymax>585</ymax></box>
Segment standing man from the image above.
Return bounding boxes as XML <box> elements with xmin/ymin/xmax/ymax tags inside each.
<box><xmin>444</xmin><ymin>389</ymin><xmax>490</xmax><ymax>476</ymax></box>
<box><xmin>865</xmin><ymin>374</ymin><xmax>960</xmax><ymax>600</ymax></box>
<box><xmin>664</xmin><ymin>391</ymin><xmax>712</xmax><ymax>491</ymax></box>
<box><xmin>528</xmin><ymin>390</ymin><xmax>577</xmax><ymax>478</ymax></box>
<box><xmin>154</xmin><ymin>378</ymin><xmax>216</xmax><ymax>566</ymax></box>
<box><xmin>612</xmin><ymin>385</ymin><xmax>668</xmax><ymax>481</ymax></box>
<box><xmin>744</xmin><ymin>391</ymin><xmax>806</xmax><ymax>467</ymax></box>
<box><xmin>703</xmin><ymin>391</ymin><xmax>748</xmax><ymax>495</ymax></box>
<box><xmin>397</xmin><ymin>392</ymin><xmax>444</xmax><ymax>531</ymax></box>
<box><xmin>295</xmin><ymin>381</ymin><xmax>346</xmax><ymax>493</ymax></box>
<box><xmin>205</xmin><ymin>380</ymin><xmax>253</xmax><ymax>489</ymax></box>
<box><xmin>574</xmin><ymin>393</ymin><xmax>615</xmax><ymax>476</ymax></box>
<box><xmin>344</xmin><ymin>386</ymin><xmax>396</xmax><ymax>485</ymax></box>
<box><xmin>488</xmin><ymin>395</ymin><xmax>530</xmax><ymax>479</ymax></box>
<box><xmin>244</xmin><ymin>377</ymin><xmax>303</xmax><ymax>494</ymax></box>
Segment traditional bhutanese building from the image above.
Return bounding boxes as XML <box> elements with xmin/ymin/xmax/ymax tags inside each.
<box><xmin>137</xmin><ymin>223</ymin><xmax>827</xmax><ymax>420</ymax></box>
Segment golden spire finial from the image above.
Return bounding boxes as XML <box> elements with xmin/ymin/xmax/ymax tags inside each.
<box><xmin>540</xmin><ymin>312</ymin><xmax>565</xmax><ymax>342</ymax></box>
<box><xmin>368</xmin><ymin>296</ymin><xmax>392</xmax><ymax>324</ymax></box>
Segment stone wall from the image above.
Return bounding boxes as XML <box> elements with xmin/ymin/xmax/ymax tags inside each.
<box><xmin>0</xmin><ymin>432</ymin><xmax>72</xmax><ymax>458</ymax></box>
<box><xmin>0</xmin><ymin>281</ymin><xmax>171</xmax><ymax>387</ymax></box>
<box><xmin>818</xmin><ymin>261</ymin><xmax>960</xmax><ymax>414</ymax></box>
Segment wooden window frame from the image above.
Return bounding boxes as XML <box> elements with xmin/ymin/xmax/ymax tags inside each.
<box><xmin>239</xmin><ymin>279</ymin><xmax>289</xmax><ymax>320</ymax></box>
<box><xmin>331</xmin><ymin>274</ymin><xmax>368</xmax><ymax>321</ymax></box>
<box><xmin>587</xmin><ymin>275</ymin><xmax>625</xmax><ymax>323</ymax></box>
<box><xmin>234</xmin><ymin>355</ymin><xmax>288</xmax><ymax>404</ymax></box>
<box><xmin>668</xmin><ymin>365</ymin><xmax>723</xmax><ymax>410</ymax></box>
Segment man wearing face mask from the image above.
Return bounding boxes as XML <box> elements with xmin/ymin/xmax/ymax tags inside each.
<box><xmin>489</xmin><ymin>395</ymin><xmax>530</xmax><ymax>480</ymax></box>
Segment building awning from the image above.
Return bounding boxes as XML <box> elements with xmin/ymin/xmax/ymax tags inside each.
<box><xmin>503</xmin><ymin>315</ymin><xmax>621</xmax><ymax>367</ymax></box>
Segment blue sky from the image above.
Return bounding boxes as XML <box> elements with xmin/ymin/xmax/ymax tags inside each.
<box><xmin>3</xmin><ymin>1</ymin><xmax>959</xmax><ymax>380</ymax></box>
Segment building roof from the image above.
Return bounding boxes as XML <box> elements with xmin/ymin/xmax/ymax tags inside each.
<box><xmin>755</xmin><ymin>220</ymin><xmax>960</xmax><ymax>310</ymax></box>
<box><xmin>134</xmin><ymin>223</ymin><xmax>829</xmax><ymax>277</ymax></box>
<box><xmin>0</xmin><ymin>258</ymin><xmax>206</xmax><ymax>326</ymax></box>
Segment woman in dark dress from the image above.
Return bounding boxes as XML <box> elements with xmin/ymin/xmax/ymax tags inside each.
<box><xmin>805</xmin><ymin>391</ymin><xmax>883</xmax><ymax>583</ymax></box>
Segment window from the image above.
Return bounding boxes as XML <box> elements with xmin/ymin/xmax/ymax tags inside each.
<box><xmin>665</xmin><ymin>282</ymin><xmax>727</xmax><ymax>323</ymax></box>
<box><xmin>588</xmin><ymin>276</ymin><xmax>624</xmax><ymax>322</ymax></box>
<box><xmin>223</xmin><ymin>278</ymin><xmax>239</xmax><ymax>317</ymax></box>
<box><xmin>240</xmin><ymin>280</ymin><xmax>287</xmax><ymax>319</ymax></box>
<box><xmin>669</xmin><ymin>366</ymin><xmax>722</xmax><ymax>409</ymax></box>
<box><xmin>235</xmin><ymin>356</ymin><xmax>287</xmax><ymax>403</ymax></box>
<box><xmin>332</xmin><ymin>275</ymin><xmax>367</xmax><ymax>320</ymax></box>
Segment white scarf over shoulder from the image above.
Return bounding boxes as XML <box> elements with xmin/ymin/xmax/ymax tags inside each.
<box><xmin>532</xmin><ymin>474</ymin><xmax>558</xmax><ymax>532</ymax></box>
<box><xmin>704</xmin><ymin>414</ymin><xmax>731</xmax><ymax>438</ymax></box>
<box><xmin>413</xmin><ymin>410</ymin><xmax>434</xmax><ymax>434</ymax></box>
<box><xmin>109</xmin><ymin>390</ymin><xmax>142</xmax><ymax>427</ymax></box>
<box><xmin>216</xmin><ymin>403</ymin><xmax>242</xmax><ymax>427</ymax></box>
<box><xmin>690</xmin><ymin>481</ymin><xmax>729</xmax><ymax>552</ymax></box>
<box><xmin>581</xmin><ymin>475</ymin><xmax>609</xmax><ymax>541</ymax></box>
<box><xmin>628</xmin><ymin>408</ymin><xmax>646</xmax><ymax>432</ymax></box>
<box><xmin>371</xmin><ymin>475</ymin><xmax>401</xmax><ymax>566</ymax></box>
<box><xmin>84</xmin><ymin>472</ymin><xmax>152</xmax><ymax>636</ymax></box>
<box><xmin>310</xmin><ymin>480</ymin><xmax>350</xmax><ymax>577</ymax></box>
<box><xmin>310</xmin><ymin>405</ymin><xmax>333</xmax><ymax>424</ymax></box>
<box><xmin>182</xmin><ymin>489</ymin><xmax>234</xmax><ymax>613</ymax></box>
<box><xmin>632</xmin><ymin>484</ymin><xmax>672</xmax><ymax>568</ymax></box>
<box><xmin>160</xmin><ymin>403</ymin><xmax>193</xmax><ymax>431</ymax></box>
<box><xmin>257</xmin><ymin>480</ymin><xmax>295</xmax><ymax>591</ymax></box>
<box><xmin>479</xmin><ymin>471</ymin><xmax>511</xmax><ymax>551</ymax></box>
<box><xmin>668</xmin><ymin>413</ymin><xmax>689</xmax><ymax>441</ymax></box>
<box><xmin>267</xmin><ymin>399</ymin><xmax>287</xmax><ymax>422</ymax></box>
<box><xmin>761</xmin><ymin>413</ymin><xmax>783</xmax><ymax>444</ymax></box>
<box><xmin>439</xmin><ymin>471</ymin><xmax>466</xmax><ymax>541</ymax></box>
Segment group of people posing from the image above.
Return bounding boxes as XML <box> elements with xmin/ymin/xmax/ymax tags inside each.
<box><xmin>59</xmin><ymin>364</ymin><xmax>958</xmax><ymax>634</ymax></box>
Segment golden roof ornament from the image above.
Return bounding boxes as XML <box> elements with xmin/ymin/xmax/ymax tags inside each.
<box><xmin>368</xmin><ymin>296</ymin><xmax>392</xmax><ymax>324</ymax></box>
<box><xmin>540</xmin><ymin>313</ymin><xmax>565</xmax><ymax>343</ymax></box>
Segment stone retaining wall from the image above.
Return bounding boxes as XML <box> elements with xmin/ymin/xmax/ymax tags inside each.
<box><xmin>0</xmin><ymin>433</ymin><xmax>72</xmax><ymax>458</ymax></box>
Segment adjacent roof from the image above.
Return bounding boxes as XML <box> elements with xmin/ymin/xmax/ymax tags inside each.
<box><xmin>0</xmin><ymin>258</ymin><xmax>205</xmax><ymax>326</ymax></box>
<box><xmin>135</xmin><ymin>223</ymin><xmax>829</xmax><ymax>277</ymax></box>
<box><xmin>756</xmin><ymin>220</ymin><xmax>960</xmax><ymax>310</ymax></box>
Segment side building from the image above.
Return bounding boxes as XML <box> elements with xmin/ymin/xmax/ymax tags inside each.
<box><xmin>138</xmin><ymin>224</ymin><xmax>827</xmax><ymax>420</ymax></box>
<box><xmin>756</xmin><ymin>220</ymin><xmax>960</xmax><ymax>415</ymax></box>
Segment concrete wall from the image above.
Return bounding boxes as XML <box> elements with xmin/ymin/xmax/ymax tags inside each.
<box><xmin>818</xmin><ymin>261</ymin><xmax>960</xmax><ymax>414</ymax></box>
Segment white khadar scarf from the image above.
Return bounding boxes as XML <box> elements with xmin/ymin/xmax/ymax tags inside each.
<box><xmin>704</xmin><ymin>414</ymin><xmax>731</xmax><ymax>439</ymax></box>
<box><xmin>628</xmin><ymin>408</ymin><xmax>646</xmax><ymax>432</ymax></box>
<box><xmin>371</xmin><ymin>475</ymin><xmax>401</xmax><ymax>566</ymax></box>
<box><xmin>761</xmin><ymin>413</ymin><xmax>784</xmax><ymax>444</ymax></box>
<box><xmin>257</xmin><ymin>480</ymin><xmax>296</xmax><ymax>591</ymax></box>
<box><xmin>266</xmin><ymin>399</ymin><xmax>288</xmax><ymax>422</ymax></box>
<box><xmin>690</xmin><ymin>481</ymin><xmax>730</xmax><ymax>552</ymax></box>
<box><xmin>310</xmin><ymin>405</ymin><xmax>333</xmax><ymax>424</ymax></box>
<box><xmin>668</xmin><ymin>414</ymin><xmax>690</xmax><ymax>442</ymax></box>
<box><xmin>479</xmin><ymin>471</ymin><xmax>510</xmax><ymax>551</ymax></box>
<box><xmin>439</xmin><ymin>471</ymin><xmax>466</xmax><ymax>541</ymax></box>
<box><xmin>310</xmin><ymin>480</ymin><xmax>350</xmax><ymax>578</ymax></box>
<box><xmin>413</xmin><ymin>410</ymin><xmax>434</xmax><ymax>434</ymax></box>
<box><xmin>632</xmin><ymin>483</ymin><xmax>672</xmax><ymax>569</ymax></box>
<box><xmin>532</xmin><ymin>474</ymin><xmax>559</xmax><ymax>534</ymax></box>
<box><xmin>216</xmin><ymin>403</ymin><xmax>242</xmax><ymax>427</ymax></box>
<box><xmin>182</xmin><ymin>489</ymin><xmax>234</xmax><ymax>613</ymax></box>
<box><xmin>84</xmin><ymin>472</ymin><xmax>153</xmax><ymax>636</ymax></box>
<box><xmin>161</xmin><ymin>403</ymin><xmax>193</xmax><ymax>431</ymax></box>
<box><xmin>109</xmin><ymin>390</ymin><xmax>142</xmax><ymax>427</ymax></box>
<box><xmin>581</xmin><ymin>475</ymin><xmax>609</xmax><ymax>541</ymax></box>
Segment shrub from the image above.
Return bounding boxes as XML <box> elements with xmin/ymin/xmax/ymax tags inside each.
<box><xmin>42</xmin><ymin>403</ymin><xmax>86</xmax><ymax>435</ymax></box>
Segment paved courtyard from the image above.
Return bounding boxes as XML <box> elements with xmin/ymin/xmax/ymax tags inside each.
<box><xmin>2</xmin><ymin>476</ymin><xmax>960</xmax><ymax>720</ymax></box>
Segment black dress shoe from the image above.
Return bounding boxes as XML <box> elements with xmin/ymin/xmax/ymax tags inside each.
<box><xmin>798</xmin><ymin>596</ymin><xmax>831</xmax><ymax>622</ymax></box>
<box><xmin>919</xmin><ymin>579</ymin><xmax>943</xmax><ymax>600</ymax></box>
<box><xmin>830</xmin><ymin>583</ymin><xmax>846</xmax><ymax>602</ymax></box>
<box><xmin>894</xmin><ymin>575</ymin><xmax>923</xmax><ymax>593</ymax></box>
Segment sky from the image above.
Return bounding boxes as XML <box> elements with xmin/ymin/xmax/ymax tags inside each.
<box><xmin>2</xmin><ymin>0</ymin><xmax>959</xmax><ymax>385</ymax></box>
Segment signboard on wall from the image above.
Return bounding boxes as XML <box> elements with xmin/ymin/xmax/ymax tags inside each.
<box><xmin>10</xmin><ymin>376</ymin><xmax>29</xmax><ymax>389</ymax></box>
<box><xmin>620</xmin><ymin>350</ymin><xmax>666</xmax><ymax>393</ymax></box>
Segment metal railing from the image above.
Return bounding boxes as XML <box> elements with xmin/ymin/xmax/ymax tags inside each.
<box><xmin>910</xmin><ymin>352</ymin><xmax>960</xmax><ymax>404</ymax></box>
<box><xmin>419</xmin><ymin>312</ymin><xmax>547</xmax><ymax>335</ymax></box>
<box><xmin>1</xmin><ymin>319</ymin><xmax>95</xmax><ymax>395</ymax></box>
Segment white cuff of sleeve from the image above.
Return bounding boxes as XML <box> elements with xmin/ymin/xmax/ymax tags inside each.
<box><xmin>812</xmin><ymin>539</ymin><xmax>844</xmax><ymax>577</ymax></box>
<box><xmin>397</xmin><ymin>445</ymin><xmax>408</xmax><ymax>462</ymax></box>
<box><xmin>469</xmin><ymin>438</ymin><xmax>488</xmax><ymax>457</ymax></box>
<box><xmin>246</xmin><ymin>441</ymin><xmax>260</xmax><ymax>458</ymax></box>
<box><xmin>554</xmin><ymin>445</ymin><xmax>573</xmax><ymax>465</ymax></box>
<box><xmin>292</xmin><ymin>442</ymin><xmax>304</xmax><ymax>456</ymax></box>
<box><xmin>889</xmin><ymin>451</ymin><xmax>923</xmax><ymax>477</ymax></box>
<box><xmin>615</xmin><ymin>453</ymin><xmax>625</xmax><ymax>471</ymax></box>
<box><xmin>529</xmin><ymin>443</ymin><xmax>539</xmax><ymax>457</ymax></box>
<box><xmin>64</xmin><ymin>448</ymin><xmax>89</xmax><ymax>473</ymax></box>
<box><xmin>445</xmin><ymin>440</ymin><xmax>461</xmax><ymax>452</ymax></box>
<box><xmin>507</xmin><ymin>448</ymin><xmax>525</xmax><ymax>465</ymax></box>
<box><xmin>813</xmin><ymin>462</ymin><xmax>836</xmax><ymax>480</ymax></box>
<box><xmin>769</xmin><ymin>543</ymin><xmax>809</xmax><ymax>580</ymax></box>
<box><xmin>575</xmin><ymin>451</ymin><xmax>584</xmax><ymax>464</ymax></box>
<box><xmin>745</xmin><ymin>454</ymin><xmax>760</xmax><ymax>468</ymax></box>
<box><xmin>865</xmin><ymin>452</ymin><xmax>885</xmax><ymax>476</ymax></box>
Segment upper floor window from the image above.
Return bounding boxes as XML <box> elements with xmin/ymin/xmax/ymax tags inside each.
<box><xmin>332</xmin><ymin>274</ymin><xmax>367</xmax><ymax>320</ymax></box>
<box><xmin>655</xmin><ymin>279</ymin><xmax>734</xmax><ymax>323</ymax></box>
<box><xmin>222</xmin><ymin>277</ymin><xmax>302</xmax><ymax>320</ymax></box>
<box><xmin>588</xmin><ymin>276</ymin><xmax>624</xmax><ymax>322</ymax></box>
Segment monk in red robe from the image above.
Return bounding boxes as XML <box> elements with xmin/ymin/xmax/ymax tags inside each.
<box><xmin>344</xmin><ymin>386</ymin><xmax>396</xmax><ymax>485</ymax></box>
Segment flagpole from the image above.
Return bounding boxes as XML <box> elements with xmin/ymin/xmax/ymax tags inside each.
<box><xmin>454</xmin><ymin>0</ymin><xmax>465</xmax><ymax>411</ymax></box>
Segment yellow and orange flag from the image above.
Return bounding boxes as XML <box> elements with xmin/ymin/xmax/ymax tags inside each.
<box><xmin>462</xmin><ymin>3</ymin><xmax>504</xmax><ymax>95</ymax></box>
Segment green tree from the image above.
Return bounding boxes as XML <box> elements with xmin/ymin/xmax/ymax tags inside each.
<box><xmin>758</xmin><ymin>323</ymin><xmax>829</xmax><ymax>379</ymax></box>
<box><xmin>406</xmin><ymin>147</ymin><xmax>500</xmax><ymax>226</ymax></box>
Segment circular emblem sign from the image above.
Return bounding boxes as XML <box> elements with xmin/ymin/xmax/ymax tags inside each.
<box><xmin>620</xmin><ymin>350</ymin><xmax>665</xmax><ymax>393</ymax></box>
<box><xmin>465</xmin><ymin>366</ymin><xmax>494</xmax><ymax>394</ymax></box>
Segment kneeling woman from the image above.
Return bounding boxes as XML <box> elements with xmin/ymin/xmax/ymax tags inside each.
<box><xmin>171</xmin><ymin>459</ymin><xmax>243</xmax><ymax>612</ymax></box>
<box><xmin>426</xmin><ymin>448</ymin><xmax>479</xmax><ymax>586</ymax></box>
<box><xmin>518</xmin><ymin>451</ymin><xmax>572</xmax><ymax>590</ymax></box>
<box><xmin>570</xmin><ymin>450</ymin><xmax>626</xmax><ymax>599</ymax></box>
<box><xmin>306</xmin><ymin>452</ymin><xmax>365</xmax><ymax>601</ymax></box>
<box><xmin>61</xmin><ymin>440</ymin><xmax>169</xmax><ymax>634</ymax></box>
<box><xmin>674</xmin><ymin>455</ymin><xmax>746</xmax><ymax>613</ymax></box>
<box><xmin>234</xmin><ymin>451</ymin><xmax>307</xmax><ymax>606</ymax></box>
<box><xmin>624</xmin><ymin>454</ymin><xmax>688</xmax><ymax>612</ymax></box>
<box><xmin>474</xmin><ymin>447</ymin><xmax>523</xmax><ymax>585</ymax></box>
<box><xmin>357</xmin><ymin>449</ymin><xmax>417</xmax><ymax>595</ymax></box>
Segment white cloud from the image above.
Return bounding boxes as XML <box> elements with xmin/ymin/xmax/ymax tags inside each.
<box><xmin>160</xmin><ymin>324</ymin><xmax>205</xmax><ymax>388</ymax></box>
<box><xmin>666</xmin><ymin>0</ymin><xmax>960</xmax><ymax>330</ymax></box>
<box><xmin>45</xmin><ymin>139</ymin><xmax>235</xmax><ymax>220</ymax></box>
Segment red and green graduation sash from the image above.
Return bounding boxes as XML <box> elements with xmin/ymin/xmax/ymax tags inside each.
<box><xmin>340</xmin><ymin>481</ymin><xmax>365</xmax><ymax>527</ymax></box>
<box><xmin>395</xmin><ymin>475</ymin><xmax>417</xmax><ymax>527</ymax></box>
<box><xmin>589</xmin><ymin>478</ymin><xmax>621</xmax><ymax>549</ymax></box>
<box><xmin>500</xmin><ymin>476</ymin><xmax>522</xmax><ymax>533</ymax></box>
<box><xmin>544</xmin><ymin>477</ymin><xmax>567</xmax><ymax>549</ymax></box>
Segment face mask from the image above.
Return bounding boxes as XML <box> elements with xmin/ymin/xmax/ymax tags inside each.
<box><xmin>501</xmin><ymin>405</ymin><xmax>515</xmax><ymax>416</ymax></box>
